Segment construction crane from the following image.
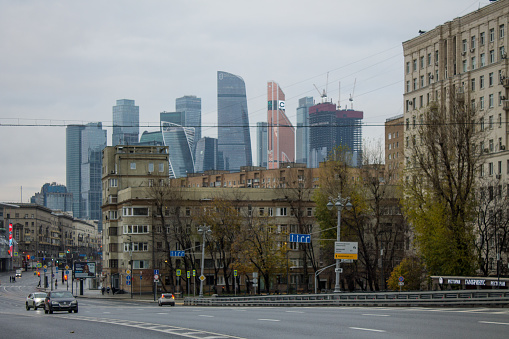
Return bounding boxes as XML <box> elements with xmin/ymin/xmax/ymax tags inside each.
<box><xmin>349</xmin><ymin>78</ymin><xmax>356</xmax><ymax>109</ymax></box>
<box><xmin>313</xmin><ymin>72</ymin><xmax>329</xmax><ymax>103</ymax></box>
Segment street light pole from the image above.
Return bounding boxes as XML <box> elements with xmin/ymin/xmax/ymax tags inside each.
<box><xmin>198</xmin><ymin>225</ymin><xmax>211</xmax><ymax>298</ymax></box>
<box><xmin>327</xmin><ymin>194</ymin><xmax>352</xmax><ymax>293</ymax></box>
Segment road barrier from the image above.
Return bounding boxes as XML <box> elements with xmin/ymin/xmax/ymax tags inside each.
<box><xmin>185</xmin><ymin>290</ymin><xmax>509</xmax><ymax>307</ymax></box>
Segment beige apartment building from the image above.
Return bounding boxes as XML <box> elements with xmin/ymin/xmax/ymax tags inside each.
<box><xmin>385</xmin><ymin>114</ymin><xmax>404</xmax><ymax>183</ymax></box>
<box><xmin>403</xmin><ymin>0</ymin><xmax>508</xmax><ymax>180</ymax></box>
<box><xmin>2</xmin><ymin>204</ymin><xmax>100</xmax><ymax>269</ymax></box>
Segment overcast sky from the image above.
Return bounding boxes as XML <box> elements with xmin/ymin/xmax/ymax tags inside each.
<box><xmin>0</xmin><ymin>0</ymin><xmax>490</xmax><ymax>202</ymax></box>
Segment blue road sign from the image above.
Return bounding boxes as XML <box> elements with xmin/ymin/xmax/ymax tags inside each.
<box><xmin>170</xmin><ymin>250</ymin><xmax>185</xmax><ymax>257</ymax></box>
<box><xmin>126</xmin><ymin>275</ymin><xmax>131</xmax><ymax>280</ymax></box>
<box><xmin>154</xmin><ymin>269</ymin><xmax>159</xmax><ymax>275</ymax></box>
<box><xmin>65</xmin><ymin>270</ymin><xmax>69</xmax><ymax>275</ymax></box>
<box><xmin>289</xmin><ymin>233</ymin><xmax>311</xmax><ymax>243</ymax></box>
<box><xmin>44</xmin><ymin>269</ymin><xmax>47</xmax><ymax>273</ymax></box>
<box><xmin>126</xmin><ymin>280</ymin><xmax>131</xmax><ymax>286</ymax></box>
<box><xmin>140</xmin><ymin>275</ymin><xmax>143</xmax><ymax>280</ymax></box>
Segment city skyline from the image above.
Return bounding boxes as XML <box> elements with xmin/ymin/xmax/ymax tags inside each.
<box><xmin>0</xmin><ymin>0</ymin><xmax>484</xmax><ymax>202</ymax></box>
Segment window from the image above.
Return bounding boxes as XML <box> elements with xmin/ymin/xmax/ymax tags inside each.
<box><xmin>108</xmin><ymin>210</ymin><xmax>118</xmax><ymax>220</ymax></box>
<box><xmin>278</xmin><ymin>207</ymin><xmax>287</xmax><ymax>216</ymax></box>
<box><xmin>500</xmin><ymin>46</ymin><xmax>506</xmax><ymax>59</ymax></box>
<box><xmin>490</xmin><ymin>28</ymin><xmax>495</xmax><ymax>42</ymax></box>
<box><xmin>159</xmin><ymin>163</ymin><xmax>164</xmax><ymax>172</ymax></box>
<box><xmin>499</xmin><ymin>113</ymin><xmax>502</xmax><ymax>127</ymax></box>
<box><xmin>480</xmin><ymin>96</ymin><xmax>484</xmax><ymax>110</ymax></box>
<box><xmin>268</xmin><ymin>208</ymin><xmax>273</xmax><ymax>217</ymax></box>
<box><xmin>133</xmin><ymin>260</ymin><xmax>149</xmax><ymax>269</ymax></box>
<box><xmin>480</xmin><ymin>32</ymin><xmax>485</xmax><ymax>45</ymax></box>
<box><xmin>420</xmin><ymin>75</ymin><xmax>424</xmax><ymax>88</ymax></box>
<box><xmin>462</xmin><ymin>39</ymin><xmax>467</xmax><ymax>52</ymax></box>
<box><xmin>148</xmin><ymin>163</ymin><xmax>154</xmax><ymax>173</ymax></box>
<box><xmin>489</xmin><ymin>72</ymin><xmax>494</xmax><ymax>86</ymax></box>
<box><xmin>490</xmin><ymin>50</ymin><xmax>495</xmax><ymax>63</ymax></box>
<box><xmin>307</xmin><ymin>208</ymin><xmax>313</xmax><ymax>217</ymax></box>
<box><xmin>406</xmin><ymin>62</ymin><xmax>410</xmax><ymax>74</ymax></box>
<box><xmin>471</xmin><ymin>78</ymin><xmax>476</xmax><ymax>91</ymax></box>
<box><xmin>420</xmin><ymin>56</ymin><xmax>424</xmax><ymax>69</ymax></box>
<box><xmin>480</xmin><ymin>53</ymin><xmax>485</xmax><ymax>67</ymax></box>
<box><xmin>108</xmin><ymin>178</ymin><xmax>117</xmax><ymax>187</ymax></box>
<box><xmin>462</xmin><ymin>60</ymin><xmax>467</xmax><ymax>72</ymax></box>
<box><xmin>413</xmin><ymin>59</ymin><xmax>417</xmax><ymax>71</ymax></box>
<box><xmin>427</xmin><ymin>53</ymin><xmax>432</xmax><ymax>66</ymax></box>
<box><xmin>413</xmin><ymin>78</ymin><xmax>417</xmax><ymax>90</ymax></box>
<box><xmin>130</xmin><ymin>162</ymin><xmax>136</xmax><ymax>170</ymax></box>
<box><xmin>480</xmin><ymin>75</ymin><xmax>484</xmax><ymax>89</ymax></box>
<box><xmin>123</xmin><ymin>207</ymin><xmax>149</xmax><ymax>216</ymax></box>
<box><xmin>489</xmin><ymin>162</ymin><xmax>494</xmax><ymax>176</ymax></box>
<box><xmin>471</xmin><ymin>56</ymin><xmax>476</xmax><ymax>70</ymax></box>
<box><xmin>500</xmin><ymin>24</ymin><xmax>505</xmax><ymax>39</ymax></box>
<box><xmin>480</xmin><ymin>118</ymin><xmax>485</xmax><ymax>131</ymax></box>
<box><xmin>489</xmin><ymin>139</ymin><xmax>494</xmax><ymax>152</ymax></box>
<box><xmin>124</xmin><ymin>242</ymin><xmax>148</xmax><ymax>252</ymax></box>
<box><xmin>489</xmin><ymin>94</ymin><xmax>494</xmax><ymax>108</ymax></box>
<box><xmin>123</xmin><ymin>225</ymin><xmax>149</xmax><ymax>234</ymax></box>
<box><xmin>406</xmin><ymin>81</ymin><xmax>410</xmax><ymax>93</ymax></box>
<box><xmin>489</xmin><ymin>115</ymin><xmax>494</xmax><ymax>129</ymax></box>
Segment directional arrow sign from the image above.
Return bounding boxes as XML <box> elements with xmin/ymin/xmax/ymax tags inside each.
<box><xmin>289</xmin><ymin>233</ymin><xmax>311</xmax><ymax>243</ymax></box>
<box><xmin>170</xmin><ymin>250</ymin><xmax>185</xmax><ymax>257</ymax></box>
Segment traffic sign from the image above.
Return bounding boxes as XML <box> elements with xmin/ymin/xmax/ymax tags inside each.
<box><xmin>187</xmin><ymin>271</ymin><xmax>190</xmax><ymax>278</ymax></box>
<box><xmin>154</xmin><ymin>269</ymin><xmax>159</xmax><ymax>275</ymax></box>
<box><xmin>399</xmin><ymin>276</ymin><xmax>404</xmax><ymax>282</ymax></box>
<box><xmin>43</xmin><ymin>265</ymin><xmax>47</xmax><ymax>269</ymax></box>
<box><xmin>126</xmin><ymin>275</ymin><xmax>131</xmax><ymax>280</ymax></box>
<box><xmin>193</xmin><ymin>270</ymin><xmax>196</xmax><ymax>277</ymax></box>
<box><xmin>140</xmin><ymin>275</ymin><xmax>143</xmax><ymax>280</ymax></box>
<box><xmin>65</xmin><ymin>270</ymin><xmax>69</xmax><ymax>275</ymax></box>
<box><xmin>199</xmin><ymin>275</ymin><xmax>205</xmax><ymax>281</ymax></box>
<box><xmin>126</xmin><ymin>269</ymin><xmax>131</xmax><ymax>275</ymax></box>
<box><xmin>126</xmin><ymin>280</ymin><xmax>131</xmax><ymax>286</ymax></box>
<box><xmin>334</xmin><ymin>253</ymin><xmax>357</xmax><ymax>259</ymax></box>
<box><xmin>170</xmin><ymin>250</ymin><xmax>185</xmax><ymax>257</ymax></box>
<box><xmin>65</xmin><ymin>265</ymin><xmax>69</xmax><ymax>270</ymax></box>
<box><xmin>334</xmin><ymin>241</ymin><xmax>358</xmax><ymax>260</ymax></box>
<box><xmin>44</xmin><ymin>269</ymin><xmax>47</xmax><ymax>273</ymax></box>
<box><xmin>176</xmin><ymin>269</ymin><xmax>181</xmax><ymax>276</ymax></box>
<box><xmin>253</xmin><ymin>278</ymin><xmax>258</xmax><ymax>284</ymax></box>
<box><xmin>154</xmin><ymin>274</ymin><xmax>159</xmax><ymax>280</ymax></box>
<box><xmin>335</xmin><ymin>268</ymin><xmax>343</xmax><ymax>273</ymax></box>
<box><xmin>398</xmin><ymin>282</ymin><xmax>405</xmax><ymax>286</ymax></box>
<box><xmin>234</xmin><ymin>270</ymin><xmax>238</xmax><ymax>277</ymax></box>
<box><xmin>289</xmin><ymin>233</ymin><xmax>311</xmax><ymax>243</ymax></box>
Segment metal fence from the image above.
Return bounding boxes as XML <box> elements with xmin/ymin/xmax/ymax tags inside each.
<box><xmin>184</xmin><ymin>290</ymin><xmax>509</xmax><ymax>307</ymax></box>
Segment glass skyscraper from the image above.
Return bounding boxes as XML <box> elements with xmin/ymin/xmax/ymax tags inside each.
<box><xmin>112</xmin><ymin>99</ymin><xmax>139</xmax><ymax>146</ymax></box>
<box><xmin>217</xmin><ymin>71</ymin><xmax>252</xmax><ymax>171</ymax></box>
<box><xmin>66</xmin><ymin>124</ymin><xmax>85</xmax><ymax>218</ymax></box>
<box><xmin>81</xmin><ymin>122</ymin><xmax>107</xmax><ymax>231</ymax></box>
<box><xmin>296</xmin><ymin>97</ymin><xmax>314</xmax><ymax>166</ymax></box>
<box><xmin>256</xmin><ymin>122</ymin><xmax>268</xmax><ymax>168</ymax></box>
<box><xmin>160</xmin><ymin>111</ymin><xmax>195</xmax><ymax>178</ymax></box>
<box><xmin>194</xmin><ymin>137</ymin><xmax>218</xmax><ymax>173</ymax></box>
<box><xmin>267</xmin><ymin>81</ymin><xmax>294</xmax><ymax>169</ymax></box>
<box><xmin>176</xmin><ymin>95</ymin><xmax>201</xmax><ymax>150</ymax></box>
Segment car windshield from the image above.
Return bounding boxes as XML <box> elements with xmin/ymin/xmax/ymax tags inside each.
<box><xmin>162</xmin><ymin>294</ymin><xmax>173</xmax><ymax>297</ymax></box>
<box><xmin>34</xmin><ymin>293</ymin><xmax>47</xmax><ymax>298</ymax></box>
<box><xmin>51</xmin><ymin>292</ymin><xmax>74</xmax><ymax>298</ymax></box>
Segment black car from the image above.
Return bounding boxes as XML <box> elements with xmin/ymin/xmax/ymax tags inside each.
<box><xmin>44</xmin><ymin>291</ymin><xmax>78</xmax><ymax>314</ymax></box>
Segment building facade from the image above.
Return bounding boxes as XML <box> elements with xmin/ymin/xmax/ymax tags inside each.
<box><xmin>309</xmin><ymin>103</ymin><xmax>363</xmax><ymax>168</ymax></box>
<box><xmin>384</xmin><ymin>115</ymin><xmax>404</xmax><ymax>183</ymax></box>
<box><xmin>112</xmin><ymin>99</ymin><xmax>140</xmax><ymax>146</ymax></box>
<box><xmin>296</xmin><ymin>96</ymin><xmax>314</xmax><ymax>167</ymax></box>
<box><xmin>194</xmin><ymin>137</ymin><xmax>219</xmax><ymax>173</ymax></box>
<box><xmin>267</xmin><ymin>81</ymin><xmax>295</xmax><ymax>169</ymax></box>
<box><xmin>217</xmin><ymin>71</ymin><xmax>253</xmax><ymax>171</ymax></box>
<box><xmin>30</xmin><ymin>182</ymin><xmax>73</xmax><ymax>213</ymax></box>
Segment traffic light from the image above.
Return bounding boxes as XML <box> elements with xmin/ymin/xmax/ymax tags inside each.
<box><xmin>37</xmin><ymin>272</ymin><xmax>40</xmax><ymax>277</ymax></box>
<box><xmin>7</xmin><ymin>250</ymin><xmax>10</xmax><ymax>255</ymax></box>
<box><xmin>27</xmin><ymin>255</ymin><xmax>30</xmax><ymax>260</ymax></box>
<box><xmin>64</xmin><ymin>275</ymin><xmax>68</xmax><ymax>281</ymax></box>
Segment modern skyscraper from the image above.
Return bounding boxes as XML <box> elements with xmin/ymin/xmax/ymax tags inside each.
<box><xmin>112</xmin><ymin>99</ymin><xmax>139</xmax><ymax>146</ymax></box>
<box><xmin>194</xmin><ymin>137</ymin><xmax>219</xmax><ymax>173</ymax></box>
<box><xmin>267</xmin><ymin>81</ymin><xmax>295</xmax><ymax>169</ymax></box>
<box><xmin>217</xmin><ymin>71</ymin><xmax>252</xmax><ymax>171</ymax></box>
<box><xmin>66</xmin><ymin>124</ymin><xmax>85</xmax><ymax>218</ymax></box>
<box><xmin>296</xmin><ymin>97</ymin><xmax>314</xmax><ymax>166</ymax></box>
<box><xmin>81</xmin><ymin>122</ymin><xmax>107</xmax><ymax>231</ymax></box>
<box><xmin>160</xmin><ymin>112</ymin><xmax>195</xmax><ymax>178</ymax></box>
<box><xmin>256</xmin><ymin>122</ymin><xmax>268</xmax><ymax>168</ymax></box>
<box><xmin>176</xmin><ymin>95</ymin><xmax>201</xmax><ymax>148</ymax></box>
<box><xmin>309</xmin><ymin>103</ymin><xmax>363</xmax><ymax>168</ymax></box>
<box><xmin>30</xmin><ymin>183</ymin><xmax>73</xmax><ymax>212</ymax></box>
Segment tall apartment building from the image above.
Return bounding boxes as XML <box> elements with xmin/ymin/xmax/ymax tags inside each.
<box><xmin>402</xmin><ymin>0</ymin><xmax>509</xmax><ymax>182</ymax></box>
<box><xmin>112</xmin><ymin>99</ymin><xmax>139</xmax><ymax>146</ymax></box>
<box><xmin>308</xmin><ymin>103</ymin><xmax>363</xmax><ymax>168</ymax></box>
<box><xmin>176</xmin><ymin>95</ymin><xmax>202</xmax><ymax>152</ymax></box>
<box><xmin>267</xmin><ymin>81</ymin><xmax>295</xmax><ymax>169</ymax></box>
<box><xmin>101</xmin><ymin>145</ymin><xmax>169</xmax><ymax>291</ymax></box>
<box><xmin>217</xmin><ymin>71</ymin><xmax>252</xmax><ymax>171</ymax></box>
<box><xmin>385</xmin><ymin>115</ymin><xmax>404</xmax><ymax>183</ymax></box>
<box><xmin>296</xmin><ymin>96</ymin><xmax>314</xmax><ymax>166</ymax></box>
<box><xmin>256</xmin><ymin>122</ymin><xmax>268</xmax><ymax>168</ymax></box>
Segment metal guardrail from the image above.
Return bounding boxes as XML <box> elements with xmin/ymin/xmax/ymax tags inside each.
<box><xmin>184</xmin><ymin>290</ymin><xmax>509</xmax><ymax>307</ymax></box>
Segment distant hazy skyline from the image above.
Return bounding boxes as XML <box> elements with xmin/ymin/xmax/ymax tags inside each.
<box><xmin>0</xmin><ymin>0</ymin><xmax>488</xmax><ymax>202</ymax></box>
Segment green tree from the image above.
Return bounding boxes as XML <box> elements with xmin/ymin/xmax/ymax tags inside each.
<box><xmin>387</xmin><ymin>256</ymin><xmax>424</xmax><ymax>291</ymax></box>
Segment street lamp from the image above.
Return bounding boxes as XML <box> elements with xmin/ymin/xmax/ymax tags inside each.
<box><xmin>327</xmin><ymin>194</ymin><xmax>352</xmax><ymax>293</ymax></box>
<box><xmin>197</xmin><ymin>225</ymin><xmax>211</xmax><ymax>298</ymax></box>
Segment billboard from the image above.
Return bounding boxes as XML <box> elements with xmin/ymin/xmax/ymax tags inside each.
<box><xmin>74</xmin><ymin>261</ymin><xmax>96</xmax><ymax>278</ymax></box>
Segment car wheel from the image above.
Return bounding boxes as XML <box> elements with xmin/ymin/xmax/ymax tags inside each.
<box><xmin>34</xmin><ymin>306</ymin><xmax>38</xmax><ymax>310</ymax></box>
<box><xmin>26</xmin><ymin>303</ymin><xmax>30</xmax><ymax>311</ymax></box>
<box><xmin>44</xmin><ymin>309</ymin><xmax>48</xmax><ymax>314</ymax></box>
<box><xmin>49</xmin><ymin>309</ymin><xmax>53</xmax><ymax>314</ymax></box>
<box><xmin>68</xmin><ymin>310</ymin><xmax>72</xmax><ymax>313</ymax></box>
<box><xmin>74</xmin><ymin>309</ymin><xmax>78</xmax><ymax>313</ymax></box>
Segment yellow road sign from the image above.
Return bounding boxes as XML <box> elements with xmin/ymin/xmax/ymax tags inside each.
<box><xmin>334</xmin><ymin>253</ymin><xmax>358</xmax><ymax>260</ymax></box>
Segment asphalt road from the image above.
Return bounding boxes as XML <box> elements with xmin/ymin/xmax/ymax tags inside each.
<box><xmin>1</xmin><ymin>270</ymin><xmax>509</xmax><ymax>338</ymax></box>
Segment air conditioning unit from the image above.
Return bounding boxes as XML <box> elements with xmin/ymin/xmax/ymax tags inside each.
<box><xmin>110</xmin><ymin>170</ymin><xmax>115</xmax><ymax>174</ymax></box>
<box><xmin>429</xmin><ymin>74</ymin><xmax>434</xmax><ymax>79</ymax></box>
<box><xmin>502</xmin><ymin>53</ymin><xmax>507</xmax><ymax>59</ymax></box>
<box><xmin>408</xmin><ymin>101</ymin><xmax>413</xmax><ymax>105</ymax></box>
<box><xmin>501</xmin><ymin>145</ymin><xmax>506</xmax><ymax>150</ymax></box>
<box><xmin>484</xmin><ymin>148</ymin><xmax>489</xmax><ymax>153</ymax></box>
<box><xmin>501</xmin><ymin>96</ymin><xmax>507</xmax><ymax>100</ymax></box>
<box><xmin>470</xmin><ymin>48</ymin><xmax>475</xmax><ymax>53</ymax></box>
<box><xmin>496</xmin><ymin>174</ymin><xmax>501</xmax><ymax>179</ymax></box>
<box><xmin>461</xmin><ymin>51</ymin><xmax>467</xmax><ymax>56</ymax></box>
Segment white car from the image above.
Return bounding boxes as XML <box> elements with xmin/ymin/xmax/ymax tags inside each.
<box><xmin>157</xmin><ymin>293</ymin><xmax>175</xmax><ymax>306</ymax></box>
<box><xmin>26</xmin><ymin>292</ymin><xmax>47</xmax><ymax>310</ymax></box>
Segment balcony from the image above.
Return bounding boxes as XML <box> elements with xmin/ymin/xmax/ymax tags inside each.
<box><xmin>503</xmin><ymin>78</ymin><xmax>509</xmax><ymax>88</ymax></box>
<box><xmin>503</xmin><ymin>100</ymin><xmax>509</xmax><ymax>111</ymax></box>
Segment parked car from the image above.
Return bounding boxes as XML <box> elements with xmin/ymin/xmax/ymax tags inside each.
<box><xmin>16</xmin><ymin>269</ymin><xmax>22</xmax><ymax>278</ymax></box>
<box><xmin>26</xmin><ymin>292</ymin><xmax>47</xmax><ymax>310</ymax></box>
<box><xmin>157</xmin><ymin>293</ymin><xmax>175</xmax><ymax>306</ymax></box>
<box><xmin>44</xmin><ymin>291</ymin><xmax>78</xmax><ymax>314</ymax></box>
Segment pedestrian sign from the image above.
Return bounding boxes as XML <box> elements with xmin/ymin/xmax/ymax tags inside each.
<box><xmin>187</xmin><ymin>271</ymin><xmax>190</xmax><ymax>278</ymax></box>
<box><xmin>234</xmin><ymin>270</ymin><xmax>238</xmax><ymax>277</ymax></box>
<box><xmin>176</xmin><ymin>269</ymin><xmax>181</xmax><ymax>276</ymax></box>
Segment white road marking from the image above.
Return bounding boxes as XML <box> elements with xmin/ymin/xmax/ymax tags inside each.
<box><xmin>157</xmin><ymin>313</ymin><xmax>166</xmax><ymax>315</ymax></box>
<box><xmin>258</xmin><ymin>319</ymin><xmax>280</xmax><ymax>322</ymax></box>
<box><xmin>479</xmin><ymin>321</ymin><xmax>509</xmax><ymax>326</ymax></box>
<box><xmin>198</xmin><ymin>315</ymin><xmax>214</xmax><ymax>317</ymax></box>
<box><xmin>285</xmin><ymin>311</ymin><xmax>304</xmax><ymax>314</ymax></box>
<box><xmin>363</xmin><ymin>314</ymin><xmax>390</xmax><ymax>317</ymax></box>
<box><xmin>350</xmin><ymin>327</ymin><xmax>386</xmax><ymax>333</ymax></box>
<box><xmin>103</xmin><ymin>312</ymin><xmax>111</xmax><ymax>314</ymax></box>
